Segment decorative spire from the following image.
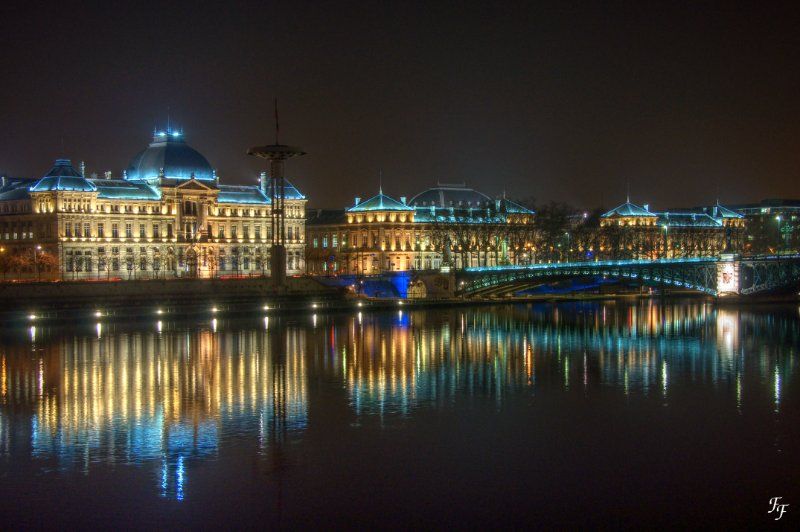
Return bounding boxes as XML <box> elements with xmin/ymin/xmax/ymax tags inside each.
<box><xmin>378</xmin><ymin>169</ymin><xmax>383</xmax><ymax>195</ymax></box>
<box><xmin>625</xmin><ymin>177</ymin><xmax>630</xmax><ymax>203</ymax></box>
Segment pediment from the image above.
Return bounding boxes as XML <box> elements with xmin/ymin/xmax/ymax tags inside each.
<box><xmin>175</xmin><ymin>179</ymin><xmax>215</xmax><ymax>191</ymax></box>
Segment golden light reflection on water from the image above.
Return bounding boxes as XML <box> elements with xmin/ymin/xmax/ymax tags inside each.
<box><xmin>0</xmin><ymin>302</ymin><xmax>797</xmax><ymax>499</ymax></box>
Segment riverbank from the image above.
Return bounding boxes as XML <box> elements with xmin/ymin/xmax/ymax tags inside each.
<box><xmin>4</xmin><ymin>278</ymin><xmax>797</xmax><ymax>326</ymax></box>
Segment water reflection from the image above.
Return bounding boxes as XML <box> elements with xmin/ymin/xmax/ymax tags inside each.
<box><xmin>0</xmin><ymin>301</ymin><xmax>798</xmax><ymax>501</ymax></box>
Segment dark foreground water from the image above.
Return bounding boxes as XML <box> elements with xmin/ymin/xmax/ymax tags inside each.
<box><xmin>1</xmin><ymin>301</ymin><xmax>798</xmax><ymax>528</ymax></box>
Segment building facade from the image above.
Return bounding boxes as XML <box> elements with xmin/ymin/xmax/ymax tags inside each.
<box><xmin>306</xmin><ymin>183</ymin><xmax>535</xmax><ymax>274</ymax></box>
<box><xmin>598</xmin><ymin>200</ymin><xmax>745</xmax><ymax>259</ymax></box>
<box><xmin>0</xmin><ymin>130</ymin><xmax>306</xmax><ymax>280</ymax></box>
<box><xmin>728</xmin><ymin>199</ymin><xmax>800</xmax><ymax>254</ymax></box>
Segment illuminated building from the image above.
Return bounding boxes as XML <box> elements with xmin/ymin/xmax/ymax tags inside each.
<box><xmin>726</xmin><ymin>199</ymin><xmax>800</xmax><ymax>253</ymax></box>
<box><xmin>0</xmin><ymin>129</ymin><xmax>307</xmax><ymax>280</ymax></box>
<box><xmin>306</xmin><ymin>183</ymin><xmax>534</xmax><ymax>274</ymax></box>
<box><xmin>598</xmin><ymin>200</ymin><xmax>745</xmax><ymax>259</ymax></box>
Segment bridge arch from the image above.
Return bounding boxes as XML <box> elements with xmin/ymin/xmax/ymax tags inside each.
<box><xmin>456</xmin><ymin>259</ymin><xmax>721</xmax><ymax>297</ymax></box>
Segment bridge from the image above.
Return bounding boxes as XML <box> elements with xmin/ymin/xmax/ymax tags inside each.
<box><xmin>453</xmin><ymin>254</ymin><xmax>800</xmax><ymax>297</ymax></box>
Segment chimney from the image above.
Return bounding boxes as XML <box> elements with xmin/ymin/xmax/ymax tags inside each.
<box><xmin>400</xmin><ymin>196</ymin><xmax>407</xmax><ymax>205</ymax></box>
<box><xmin>354</xmin><ymin>197</ymin><xmax>361</xmax><ymax>206</ymax></box>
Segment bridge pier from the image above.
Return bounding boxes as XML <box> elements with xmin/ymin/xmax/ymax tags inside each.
<box><xmin>716</xmin><ymin>253</ymin><xmax>740</xmax><ymax>296</ymax></box>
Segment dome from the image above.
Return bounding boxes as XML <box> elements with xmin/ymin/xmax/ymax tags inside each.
<box><xmin>408</xmin><ymin>183</ymin><xmax>492</xmax><ymax>208</ymax></box>
<box><xmin>126</xmin><ymin>131</ymin><xmax>215</xmax><ymax>182</ymax></box>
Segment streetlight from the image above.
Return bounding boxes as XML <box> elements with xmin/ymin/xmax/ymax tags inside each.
<box><xmin>775</xmin><ymin>215</ymin><xmax>787</xmax><ymax>253</ymax></box>
<box><xmin>34</xmin><ymin>245</ymin><xmax>42</xmax><ymax>281</ymax></box>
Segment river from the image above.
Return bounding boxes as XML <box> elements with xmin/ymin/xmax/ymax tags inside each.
<box><xmin>0</xmin><ymin>301</ymin><xmax>798</xmax><ymax>527</ymax></box>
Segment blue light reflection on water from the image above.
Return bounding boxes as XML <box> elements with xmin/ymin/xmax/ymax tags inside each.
<box><xmin>0</xmin><ymin>300</ymin><xmax>797</xmax><ymax>513</ymax></box>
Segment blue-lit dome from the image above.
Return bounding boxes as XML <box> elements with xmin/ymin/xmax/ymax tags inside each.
<box><xmin>126</xmin><ymin>131</ymin><xmax>215</xmax><ymax>182</ymax></box>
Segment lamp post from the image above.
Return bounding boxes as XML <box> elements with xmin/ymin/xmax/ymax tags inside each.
<box><xmin>775</xmin><ymin>215</ymin><xmax>789</xmax><ymax>253</ymax></box>
<box><xmin>33</xmin><ymin>244</ymin><xmax>42</xmax><ymax>281</ymax></box>
<box><xmin>662</xmin><ymin>225</ymin><xmax>669</xmax><ymax>259</ymax></box>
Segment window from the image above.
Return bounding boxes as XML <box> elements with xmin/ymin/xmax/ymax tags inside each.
<box><xmin>65</xmin><ymin>223</ymin><xmax>72</xmax><ymax>237</ymax></box>
<box><xmin>244</xmin><ymin>225</ymin><xmax>250</xmax><ymax>239</ymax></box>
<box><xmin>112</xmin><ymin>224</ymin><xmax>119</xmax><ymax>238</ymax></box>
<box><xmin>74</xmin><ymin>223</ymin><xmax>82</xmax><ymax>238</ymax></box>
<box><xmin>322</xmin><ymin>236</ymin><xmax>328</xmax><ymax>248</ymax></box>
<box><xmin>139</xmin><ymin>224</ymin><xmax>146</xmax><ymax>238</ymax></box>
<box><xmin>231</xmin><ymin>225</ymin><xmax>238</xmax><ymax>238</ymax></box>
<box><xmin>97</xmin><ymin>223</ymin><xmax>104</xmax><ymax>238</ymax></box>
<box><xmin>125</xmin><ymin>223</ymin><xmax>132</xmax><ymax>238</ymax></box>
<box><xmin>313</xmin><ymin>237</ymin><xmax>318</xmax><ymax>248</ymax></box>
<box><xmin>112</xmin><ymin>258</ymin><xmax>120</xmax><ymax>271</ymax></box>
<box><xmin>255</xmin><ymin>226</ymin><xmax>261</xmax><ymax>240</ymax></box>
<box><xmin>167</xmin><ymin>224</ymin><xmax>173</xmax><ymax>238</ymax></box>
<box><xmin>153</xmin><ymin>224</ymin><xmax>159</xmax><ymax>238</ymax></box>
<box><xmin>218</xmin><ymin>225</ymin><xmax>225</xmax><ymax>239</ymax></box>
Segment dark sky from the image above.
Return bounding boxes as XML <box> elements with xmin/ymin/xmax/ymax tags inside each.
<box><xmin>1</xmin><ymin>1</ymin><xmax>799</xmax><ymax>208</ymax></box>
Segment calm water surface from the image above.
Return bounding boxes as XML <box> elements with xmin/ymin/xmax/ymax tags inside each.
<box><xmin>1</xmin><ymin>301</ymin><xmax>798</xmax><ymax>528</ymax></box>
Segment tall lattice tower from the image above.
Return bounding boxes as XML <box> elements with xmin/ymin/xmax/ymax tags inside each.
<box><xmin>247</xmin><ymin>101</ymin><xmax>305</xmax><ymax>288</ymax></box>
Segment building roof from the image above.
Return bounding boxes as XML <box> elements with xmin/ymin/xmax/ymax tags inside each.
<box><xmin>126</xmin><ymin>131</ymin><xmax>215</xmax><ymax>182</ymax></box>
<box><xmin>658</xmin><ymin>212</ymin><xmax>722</xmax><ymax>228</ymax></box>
<box><xmin>412</xmin><ymin>206</ymin><xmax>507</xmax><ymax>224</ymax></box>
<box><xmin>306</xmin><ymin>208</ymin><xmax>347</xmax><ymax>226</ymax></box>
<box><xmin>265</xmin><ymin>177</ymin><xmax>305</xmax><ymax>200</ymax></box>
<box><xmin>0</xmin><ymin>177</ymin><xmax>36</xmax><ymax>201</ymax></box>
<box><xmin>496</xmin><ymin>197</ymin><xmax>535</xmax><ymax>215</ymax></box>
<box><xmin>90</xmin><ymin>179</ymin><xmax>161</xmax><ymax>200</ymax></box>
<box><xmin>710</xmin><ymin>203</ymin><xmax>744</xmax><ymax>219</ymax></box>
<box><xmin>601</xmin><ymin>201</ymin><xmax>656</xmax><ymax>218</ymax></box>
<box><xmin>217</xmin><ymin>185</ymin><xmax>270</xmax><ymax>205</ymax></box>
<box><xmin>30</xmin><ymin>159</ymin><xmax>97</xmax><ymax>192</ymax></box>
<box><xmin>347</xmin><ymin>190</ymin><xmax>414</xmax><ymax>212</ymax></box>
<box><xmin>408</xmin><ymin>183</ymin><xmax>492</xmax><ymax>208</ymax></box>
<box><xmin>727</xmin><ymin>198</ymin><xmax>800</xmax><ymax>212</ymax></box>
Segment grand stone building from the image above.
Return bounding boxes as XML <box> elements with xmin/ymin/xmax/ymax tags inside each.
<box><xmin>306</xmin><ymin>183</ymin><xmax>535</xmax><ymax>274</ymax></box>
<box><xmin>0</xmin><ymin>130</ymin><xmax>306</xmax><ymax>280</ymax></box>
<box><xmin>597</xmin><ymin>200</ymin><xmax>745</xmax><ymax>259</ymax></box>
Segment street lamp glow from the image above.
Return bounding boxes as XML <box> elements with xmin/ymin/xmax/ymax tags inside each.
<box><xmin>211</xmin><ymin>307</ymin><xmax>218</xmax><ymax>313</ymax></box>
<box><xmin>94</xmin><ymin>311</ymin><xmax>103</xmax><ymax>318</ymax></box>
<box><xmin>311</xmin><ymin>303</ymin><xmax>318</xmax><ymax>309</ymax></box>
<box><xmin>263</xmin><ymin>305</ymin><xmax>270</xmax><ymax>311</ymax></box>
<box><xmin>28</xmin><ymin>314</ymin><xmax>36</xmax><ymax>321</ymax></box>
<box><xmin>156</xmin><ymin>309</ymin><xmax>164</xmax><ymax>315</ymax></box>
<box><xmin>357</xmin><ymin>301</ymin><xmax>363</xmax><ymax>308</ymax></box>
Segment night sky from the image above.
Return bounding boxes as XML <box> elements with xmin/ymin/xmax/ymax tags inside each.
<box><xmin>2</xmin><ymin>1</ymin><xmax>799</xmax><ymax>208</ymax></box>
